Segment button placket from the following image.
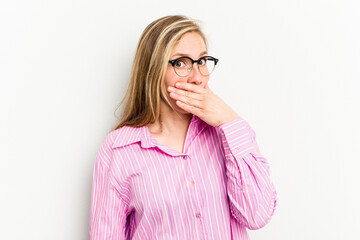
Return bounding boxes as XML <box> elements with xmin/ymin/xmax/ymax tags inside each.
<box><xmin>182</xmin><ymin>153</ymin><xmax>206</xmax><ymax>239</ymax></box>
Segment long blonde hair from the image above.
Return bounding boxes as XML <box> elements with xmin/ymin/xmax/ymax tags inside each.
<box><xmin>113</xmin><ymin>15</ymin><xmax>207</xmax><ymax>130</ymax></box>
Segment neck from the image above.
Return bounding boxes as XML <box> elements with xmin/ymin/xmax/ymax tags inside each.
<box><xmin>148</xmin><ymin>100</ymin><xmax>192</xmax><ymax>136</ymax></box>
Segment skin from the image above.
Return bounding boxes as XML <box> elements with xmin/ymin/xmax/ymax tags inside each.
<box><xmin>147</xmin><ymin>32</ymin><xmax>239</xmax><ymax>153</ymax></box>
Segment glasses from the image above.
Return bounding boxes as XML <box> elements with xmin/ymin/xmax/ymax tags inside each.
<box><xmin>168</xmin><ymin>56</ymin><xmax>219</xmax><ymax>77</ymax></box>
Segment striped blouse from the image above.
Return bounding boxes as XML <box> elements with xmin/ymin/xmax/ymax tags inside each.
<box><xmin>89</xmin><ymin>115</ymin><xmax>277</xmax><ymax>239</ymax></box>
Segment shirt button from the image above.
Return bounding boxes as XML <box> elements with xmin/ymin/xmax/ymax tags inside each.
<box><xmin>190</xmin><ymin>180</ymin><xmax>195</xmax><ymax>185</ymax></box>
<box><xmin>183</xmin><ymin>156</ymin><xmax>188</xmax><ymax>160</ymax></box>
<box><xmin>234</xmin><ymin>148</ymin><xmax>239</xmax><ymax>153</ymax></box>
<box><xmin>196</xmin><ymin>213</ymin><xmax>201</xmax><ymax>218</ymax></box>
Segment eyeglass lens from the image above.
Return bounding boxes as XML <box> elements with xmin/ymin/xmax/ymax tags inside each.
<box><xmin>174</xmin><ymin>57</ymin><xmax>216</xmax><ymax>77</ymax></box>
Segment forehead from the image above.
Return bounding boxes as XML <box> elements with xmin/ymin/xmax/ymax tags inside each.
<box><xmin>171</xmin><ymin>32</ymin><xmax>207</xmax><ymax>58</ymax></box>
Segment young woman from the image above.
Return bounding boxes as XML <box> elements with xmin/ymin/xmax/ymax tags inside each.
<box><xmin>89</xmin><ymin>15</ymin><xmax>277</xmax><ymax>240</ymax></box>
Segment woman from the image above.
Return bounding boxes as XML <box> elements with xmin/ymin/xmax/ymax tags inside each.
<box><xmin>89</xmin><ymin>15</ymin><xmax>277</xmax><ymax>240</ymax></box>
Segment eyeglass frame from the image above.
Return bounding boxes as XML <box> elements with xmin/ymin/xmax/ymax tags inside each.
<box><xmin>168</xmin><ymin>56</ymin><xmax>219</xmax><ymax>77</ymax></box>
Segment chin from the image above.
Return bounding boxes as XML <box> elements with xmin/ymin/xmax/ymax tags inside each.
<box><xmin>165</xmin><ymin>98</ymin><xmax>192</xmax><ymax>115</ymax></box>
<box><xmin>173</xmin><ymin>103</ymin><xmax>191</xmax><ymax>115</ymax></box>
<box><xmin>177</xmin><ymin>109</ymin><xmax>191</xmax><ymax>115</ymax></box>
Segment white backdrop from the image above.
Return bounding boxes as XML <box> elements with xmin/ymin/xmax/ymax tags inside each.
<box><xmin>1</xmin><ymin>0</ymin><xmax>359</xmax><ymax>239</ymax></box>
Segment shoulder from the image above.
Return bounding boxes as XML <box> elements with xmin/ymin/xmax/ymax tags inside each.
<box><xmin>102</xmin><ymin>126</ymin><xmax>143</xmax><ymax>149</ymax></box>
<box><xmin>96</xmin><ymin>126</ymin><xmax>143</xmax><ymax>167</ymax></box>
<box><xmin>103</xmin><ymin>125</ymin><xmax>144</xmax><ymax>149</ymax></box>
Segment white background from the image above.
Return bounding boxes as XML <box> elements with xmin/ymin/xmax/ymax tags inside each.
<box><xmin>1</xmin><ymin>0</ymin><xmax>359</xmax><ymax>239</ymax></box>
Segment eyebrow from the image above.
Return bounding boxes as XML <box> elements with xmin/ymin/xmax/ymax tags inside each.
<box><xmin>171</xmin><ymin>51</ymin><xmax>208</xmax><ymax>59</ymax></box>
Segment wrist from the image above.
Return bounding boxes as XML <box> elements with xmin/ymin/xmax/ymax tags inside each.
<box><xmin>217</xmin><ymin>113</ymin><xmax>239</xmax><ymax>127</ymax></box>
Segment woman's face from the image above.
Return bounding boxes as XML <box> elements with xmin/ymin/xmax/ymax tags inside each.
<box><xmin>164</xmin><ymin>31</ymin><xmax>209</xmax><ymax>113</ymax></box>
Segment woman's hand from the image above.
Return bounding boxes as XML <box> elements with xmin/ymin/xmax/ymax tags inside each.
<box><xmin>167</xmin><ymin>82</ymin><xmax>239</xmax><ymax>127</ymax></box>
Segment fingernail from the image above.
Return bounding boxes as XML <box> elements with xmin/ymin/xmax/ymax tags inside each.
<box><xmin>168</xmin><ymin>86</ymin><xmax>174</xmax><ymax>91</ymax></box>
<box><xmin>175</xmin><ymin>82</ymin><xmax>181</xmax><ymax>87</ymax></box>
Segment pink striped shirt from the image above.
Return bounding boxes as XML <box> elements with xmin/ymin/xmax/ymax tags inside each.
<box><xmin>89</xmin><ymin>115</ymin><xmax>277</xmax><ymax>239</ymax></box>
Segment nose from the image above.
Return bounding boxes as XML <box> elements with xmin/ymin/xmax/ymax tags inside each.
<box><xmin>187</xmin><ymin>64</ymin><xmax>205</xmax><ymax>86</ymax></box>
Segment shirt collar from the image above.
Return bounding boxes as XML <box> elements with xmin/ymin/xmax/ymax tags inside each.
<box><xmin>112</xmin><ymin>114</ymin><xmax>209</xmax><ymax>149</ymax></box>
<box><xmin>190</xmin><ymin>114</ymin><xmax>209</xmax><ymax>136</ymax></box>
<box><xmin>112</xmin><ymin>126</ymin><xmax>147</xmax><ymax>149</ymax></box>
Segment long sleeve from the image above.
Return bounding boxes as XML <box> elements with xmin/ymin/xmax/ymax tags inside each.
<box><xmin>89</xmin><ymin>133</ymin><xmax>128</xmax><ymax>240</ymax></box>
<box><xmin>217</xmin><ymin>117</ymin><xmax>277</xmax><ymax>230</ymax></box>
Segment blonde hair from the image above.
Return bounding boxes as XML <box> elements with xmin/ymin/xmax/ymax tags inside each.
<box><xmin>113</xmin><ymin>15</ymin><xmax>207</xmax><ymax>130</ymax></box>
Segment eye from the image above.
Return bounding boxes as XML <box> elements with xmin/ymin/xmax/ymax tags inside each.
<box><xmin>198</xmin><ymin>58</ymin><xmax>207</xmax><ymax>66</ymax></box>
<box><xmin>175</xmin><ymin>60</ymin><xmax>186</xmax><ymax>68</ymax></box>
